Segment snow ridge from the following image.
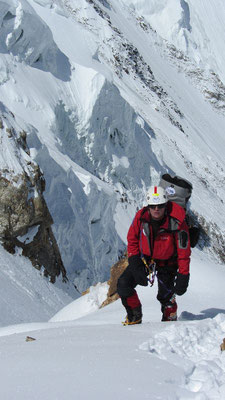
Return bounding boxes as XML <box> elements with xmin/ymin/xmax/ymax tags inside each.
<box><xmin>140</xmin><ymin>314</ymin><xmax>225</xmax><ymax>399</ymax></box>
<box><xmin>0</xmin><ymin>0</ymin><xmax>71</xmax><ymax>80</ymax></box>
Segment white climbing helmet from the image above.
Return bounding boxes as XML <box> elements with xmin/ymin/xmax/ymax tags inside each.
<box><xmin>146</xmin><ymin>186</ymin><xmax>168</xmax><ymax>205</ymax></box>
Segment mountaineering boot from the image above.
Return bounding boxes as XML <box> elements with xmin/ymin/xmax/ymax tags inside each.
<box><xmin>123</xmin><ymin>305</ymin><xmax>143</xmax><ymax>325</ymax></box>
<box><xmin>161</xmin><ymin>295</ymin><xmax>177</xmax><ymax>321</ymax></box>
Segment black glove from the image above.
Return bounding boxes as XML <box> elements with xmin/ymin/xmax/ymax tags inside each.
<box><xmin>189</xmin><ymin>227</ymin><xmax>200</xmax><ymax>248</ymax></box>
<box><xmin>128</xmin><ymin>255</ymin><xmax>148</xmax><ymax>286</ymax></box>
<box><xmin>174</xmin><ymin>273</ymin><xmax>189</xmax><ymax>295</ymax></box>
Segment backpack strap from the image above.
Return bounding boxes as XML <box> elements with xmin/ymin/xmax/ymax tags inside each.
<box><xmin>168</xmin><ymin>216</ymin><xmax>180</xmax><ymax>232</ymax></box>
<box><xmin>142</xmin><ymin>222</ymin><xmax>153</xmax><ymax>256</ymax></box>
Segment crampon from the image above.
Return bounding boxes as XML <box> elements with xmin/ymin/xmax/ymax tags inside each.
<box><xmin>122</xmin><ymin>316</ymin><xmax>142</xmax><ymax>326</ymax></box>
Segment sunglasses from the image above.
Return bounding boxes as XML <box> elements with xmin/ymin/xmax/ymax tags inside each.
<box><xmin>149</xmin><ymin>204</ymin><xmax>166</xmax><ymax>209</ymax></box>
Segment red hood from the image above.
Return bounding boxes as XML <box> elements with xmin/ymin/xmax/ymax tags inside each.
<box><xmin>167</xmin><ymin>201</ymin><xmax>186</xmax><ymax>223</ymax></box>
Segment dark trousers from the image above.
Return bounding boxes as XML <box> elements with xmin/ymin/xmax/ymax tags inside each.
<box><xmin>156</xmin><ymin>266</ymin><xmax>177</xmax><ymax>305</ymax></box>
<box><xmin>117</xmin><ymin>264</ymin><xmax>177</xmax><ymax>306</ymax></box>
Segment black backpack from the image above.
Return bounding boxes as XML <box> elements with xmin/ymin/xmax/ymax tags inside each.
<box><xmin>159</xmin><ymin>173</ymin><xmax>200</xmax><ymax>248</ymax></box>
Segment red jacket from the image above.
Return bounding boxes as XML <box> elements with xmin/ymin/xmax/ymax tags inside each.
<box><xmin>127</xmin><ymin>202</ymin><xmax>191</xmax><ymax>275</ymax></box>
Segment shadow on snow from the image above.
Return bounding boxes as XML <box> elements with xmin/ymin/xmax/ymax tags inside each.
<box><xmin>179</xmin><ymin>308</ymin><xmax>225</xmax><ymax>321</ymax></box>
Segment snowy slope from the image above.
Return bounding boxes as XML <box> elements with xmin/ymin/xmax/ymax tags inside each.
<box><xmin>1</xmin><ymin>0</ymin><xmax>225</xmax><ymax>292</ymax></box>
<box><xmin>0</xmin><ymin>244</ymin><xmax>76</xmax><ymax>326</ymax></box>
<box><xmin>0</xmin><ymin>250</ymin><xmax>225</xmax><ymax>400</ymax></box>
<box><xmin>125</xmin><ymin>0</ymin><xmax>225</xmax><ymax>83</ymax></box>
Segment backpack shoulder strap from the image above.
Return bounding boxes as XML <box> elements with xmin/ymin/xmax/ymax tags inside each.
<box><xmin>168</xmin><ymin>216</ymin><xmax>180</xmax><ymax>232</ymax></box>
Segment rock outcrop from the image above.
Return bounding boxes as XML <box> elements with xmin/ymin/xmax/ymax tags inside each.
<box><xmin>100</xmin><ymin>255</ymin><xmax>128</xmax><ymax>308</ymax></box>
<box><xmin>0</xmin><ymin>103</ymin><xmax>66</xmax><ymax>283</ymax></box>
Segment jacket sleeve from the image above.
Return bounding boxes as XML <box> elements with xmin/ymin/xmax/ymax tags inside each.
<box><xmin>127</xmin><ymin>211</ymin><xmax>142</xmax><ymax>257</ymax></box>
<box><xmin>175</xmin><ymin>221</ymin><xmax>191</xmax><ymax>275</ymax></box>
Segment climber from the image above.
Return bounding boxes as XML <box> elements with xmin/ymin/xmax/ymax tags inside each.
<box><xmin>117</xmin><ymin>185</ymin><xmax>191</xmax><ymax>325</ymax></box>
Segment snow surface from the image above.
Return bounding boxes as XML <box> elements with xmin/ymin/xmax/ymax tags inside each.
<box><xmin>0</xmin><ymin>249</ymin><xmax>225</xmax><ymax>400</ymax></box>
<box><xmin>0</xmin><ymin>244</ymin><xmax>76</xmax><ymax>326</ymax></box>
<box><xmin>124</xmin><ymin>0</ymin><xmax>225</xmax><ymax>82</ymax></box>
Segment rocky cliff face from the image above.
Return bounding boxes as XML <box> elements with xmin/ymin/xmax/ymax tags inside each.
<box><xmin>0</xmin><ymin>102</ymin><xmax>66</xmax><ymax>283</ymax></box>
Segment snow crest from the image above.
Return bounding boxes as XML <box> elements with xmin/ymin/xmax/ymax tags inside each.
<box><xmin>0</xmin><ymin>0</ymin><xmax>71</xmax><ymax>80</ymax></box>
<box><xmin>50</xmin><ymin>282</ymin><xmax>109</xmax><ymax>322</ymax></box>
<box><xmin>140</xmin><ymin>314</ymin><xmax>225</xmax><ymax>399</ymax></box>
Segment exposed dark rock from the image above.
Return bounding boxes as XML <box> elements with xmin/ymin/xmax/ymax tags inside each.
<box><xmin>0</xmin><ymin>167</ymin><xmax>67</xmax><ymax>282</ymax></box>
<box><xmin>0</xmin><ymin>105</ymin><xmax>67</xmax><ymax>283</ymax></box>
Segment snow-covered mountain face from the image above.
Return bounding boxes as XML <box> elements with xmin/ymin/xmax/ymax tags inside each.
<box><xmin>1</xmin><ymin>0</ymin><xmax>225</xmax><ymax>291</ymax></box>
